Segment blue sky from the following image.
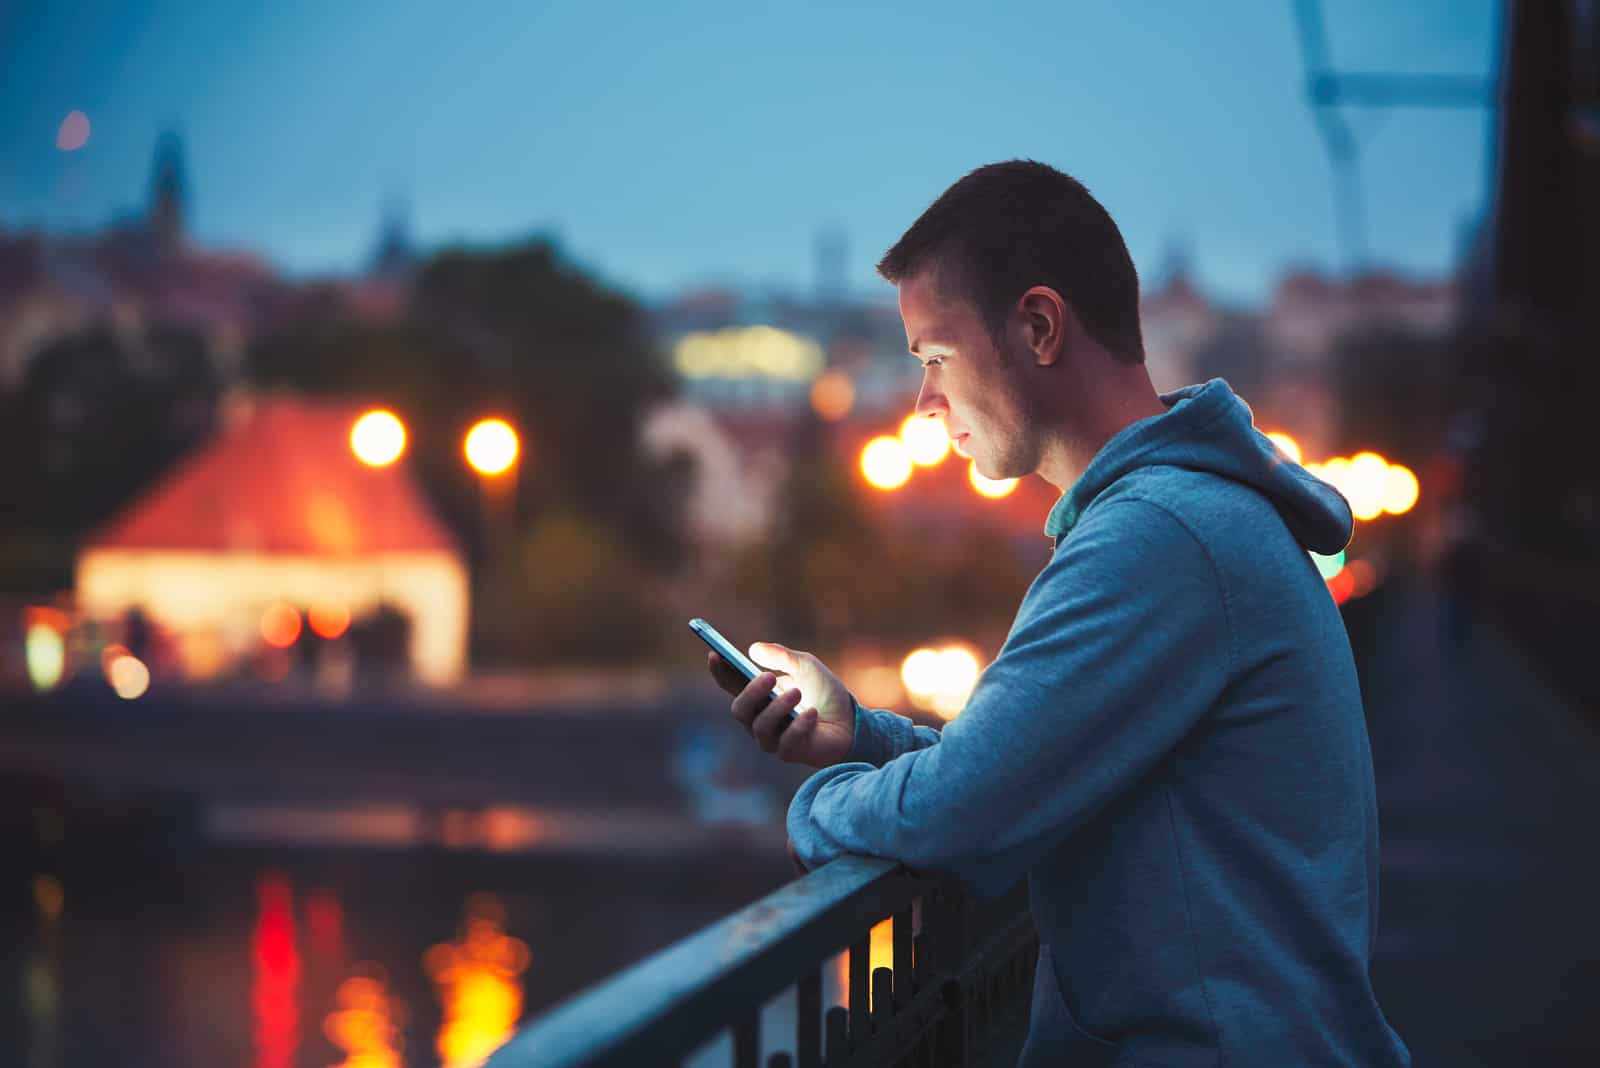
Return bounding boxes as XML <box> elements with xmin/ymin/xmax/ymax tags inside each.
<box><xmin>0</xmin><ymin>1</ymin><xmax>1499</xmax><ymax>306</ymax></box>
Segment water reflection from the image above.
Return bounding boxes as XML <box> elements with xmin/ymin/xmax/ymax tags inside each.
<box><xmin>325</xmin><ymin>970</ymin><xmax>406</xmax><ymax>1068</ymax></box>
<box><xmin>25</xmin><ymin>874</ymin><xmax>64</xmax><ymax>1068</ymax></box>
<box><xmin>251</xmin><ymin>871</ymin><xmax>302</xmax><ymax>1068</ymax></box>
<box><xmin>425</xmin><ymin>894</ymin><xmax>529</xmax><ymax>1068</ymax></box>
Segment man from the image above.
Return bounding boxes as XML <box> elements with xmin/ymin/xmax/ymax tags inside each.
<box><xmin>708</xmin><ymin>160</ymin><xmax>1409</xmax><ymax>1066</ymax></box>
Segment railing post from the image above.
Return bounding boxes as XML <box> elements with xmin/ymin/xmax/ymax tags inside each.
<box><xmin>924</xmin><ymin>883</ymin><xmax>969</xmax><ymax>1066</ymax></box>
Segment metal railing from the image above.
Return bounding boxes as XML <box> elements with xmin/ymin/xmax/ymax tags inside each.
<box><xmin>488</xmin><ymin>855</ymin><xmax>1038</xmax><ymax>1068</ymax></box>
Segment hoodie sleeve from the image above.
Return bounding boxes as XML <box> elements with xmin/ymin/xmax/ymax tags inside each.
<box><xmin>845</xmin><ymin>697</ymin><xmax>943</xmax><ymax>767</ymax></box>
<box><xmin>787</xmin><ymin>499</ymin><xmax>1234</xmax><ymax>897</ymax></box>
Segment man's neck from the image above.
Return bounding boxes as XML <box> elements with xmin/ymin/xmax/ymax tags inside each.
<box><xmin>1035</xmin><ymin>371</ymin><xmax>1168</xmax><ymax>492</ymax></box>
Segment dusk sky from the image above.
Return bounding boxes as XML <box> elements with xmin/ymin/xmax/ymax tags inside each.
<box><xmin>1</xmin><ymin>1</ymin><xmax>1499</xmax><ymax>306</ymax></box>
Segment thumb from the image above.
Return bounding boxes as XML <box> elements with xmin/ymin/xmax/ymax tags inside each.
<box><xmin>749</xmin><ymin>641</ymin><xmax>799</xmax><ymax>674</ymax></box>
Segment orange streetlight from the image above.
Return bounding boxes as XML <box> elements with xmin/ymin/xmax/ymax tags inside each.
<box><xmin>464</xmin><ymin>419</ymin><xmax>520</xmax><ymax>477</ymax></box>
<box><xmin>351</xmin><ymin>410</ymin><xmax>407</xmax><ymax>467</ymax></box>
<box><xmin>861</xmin><ymin>436</ymin><xmax>913</xmax><ymax>490</ymax></box>
<box><xmin>899</xmin><ymin>415</ymin><xmax>950</xmax><ymax>467</ymax></box>
<box><xmin>968</xmin><ymin>461</ymin><xmax>1018</xmax><ymax>499</ymax></box>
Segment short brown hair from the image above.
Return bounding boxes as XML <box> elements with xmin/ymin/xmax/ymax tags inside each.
<box><xmin>877</xmin><ymin>160</ymin><xmax>1144</xmax><ymax>364</ymax></box>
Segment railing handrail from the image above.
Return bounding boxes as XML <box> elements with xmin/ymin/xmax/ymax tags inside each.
<box><xmin>489</xmin><ymin>856</ymin><xmax>926</xmax><ymax>1068</ymax></box>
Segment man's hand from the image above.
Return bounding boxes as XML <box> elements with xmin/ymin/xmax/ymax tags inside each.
<box><xmin>708</xmin><ymin>641</ymin><xmax>855</xmax><ymax>769</ymax></box>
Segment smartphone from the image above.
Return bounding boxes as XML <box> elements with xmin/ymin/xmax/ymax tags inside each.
<box><xmin>689</xmin><ymin>617</ymin><xmax>796</xmax><ymax>724</ymax></box>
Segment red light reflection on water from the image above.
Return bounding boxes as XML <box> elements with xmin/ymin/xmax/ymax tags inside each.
<box><xmin>252</xmin><ymin>870</ymin><xmax>302</xmax><ymax>1068</ymax></box>
<box><xmin>306</xmin><ymin>887</ymin><xmax>346</xmax><ymax>962</ymax></box>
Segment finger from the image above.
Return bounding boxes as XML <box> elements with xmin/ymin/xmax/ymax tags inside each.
<box><xmin>775</xmin><ymin>706</ymin><xmax>817</xmax><ymax>763</ymax></box>
<box><xmin>730</xmin><ymin>671</ymin><xmax>780</xmax><ymax>727</ymax></box>
<box><xmin>752</xmin><ymin>687</ymin><xmax>804</xmax><ymax>752</ymax></box>
<box><xmin>749</xmin><ymin>641</ymin><xmax>799</xmax><ymax>675</ymax></box>
<box><xmin>707</xmin><ymin>652</ymin><xmax>749</xmax><ymax>696</ymax></box>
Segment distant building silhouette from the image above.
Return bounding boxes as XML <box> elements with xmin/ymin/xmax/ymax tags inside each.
<box><xmin>148</xmin><ymin>130</ymin><xmax>189</xmax><ymax>258</ymax></box>
<box><xmin>369</xmin><ymin>193</ymin><xmax>415</xmax><ymax>280</ymax></box>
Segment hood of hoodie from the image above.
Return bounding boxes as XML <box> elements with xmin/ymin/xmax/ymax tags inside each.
<box><xmin>1044</xmin><ymin>378</ymin><xmax>1353</xmax><ymax>555</ymax></box>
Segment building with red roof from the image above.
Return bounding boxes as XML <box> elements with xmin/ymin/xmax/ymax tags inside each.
<box><xmin>76</xmin><ymin>393</ymin><xmax>469</xmax><ymax>684</ymax></box>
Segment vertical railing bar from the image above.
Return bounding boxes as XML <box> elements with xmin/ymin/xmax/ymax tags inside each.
<box><xmin>797</xmin><ymin>967</ymin><xmax>822</xmax><ymax>1068</ymax></box>
<box><xmin>823</xmin><ymin>1005</ymin><xmax>849</xmax><ymax>1066</ymax></box>
<box><xmin>871</xmin><ymin>967</ymin><xmax>894</xmax><ymax>1024</ymax></box>
<box><xmin>848</xmin><ymin>934</ymin><xmax>870</xmax><ymax>1046</ymax></box>
<box><xmin>766</xmin><ymin>1053</ymin><xmax>793</xmax><ymax>1068</ymax></box>
<box><xmin>892</xmin><ymin>906</ymin><xmax>914</xmax><ymax>1005</ymax></box>
<box><xmin>734</xmin><ymin>1006</ymin><xmax>761</xmax><ymax>1068</ymax></box>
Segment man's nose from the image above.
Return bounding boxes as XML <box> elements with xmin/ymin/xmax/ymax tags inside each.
<box><xmin>914</xmin><ymin>378</ymin><xmax>946</xmax><ymax>420</ymax></box>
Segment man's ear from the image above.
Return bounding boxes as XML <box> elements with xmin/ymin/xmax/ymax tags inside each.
<box><xmin>1017</xmin><ymin>286</ymin><xmax>1071</xmax><ymax>366</ymax></box>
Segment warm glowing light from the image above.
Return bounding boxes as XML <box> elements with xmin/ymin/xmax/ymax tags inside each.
<box><xmin>108</xmin><ymin>655</ymin><xmax>150</xmax><ymax>700</ymax></box>
<box><xmin>1346</xmin><ymin>558</ymin><xmax>1379</xmax><ymax>598</ymax></box>
<box><xmin>33</xmin><ymin>874</ymin><xmax>64</xmax><ymax>922</ymax></box>
<box><xmin>309</xmin><ymin>603</ymin><xmax>352</xmax><ymax>640</ymax></box>
<box><xmin>861</xmin><ymin>436</ymin><xmax>913</xmax><ymax>490</ymax></box>
<box><xmin>900</xmin><ymin>647</ymin><xmax>943</xmax><ymax>701</ymax></box>
<box><xmin>351</xmin><ymin>410</ymin><xmax>407</xmax><ymax>467</ymax></box>
<box><xmin>899</xmin><ymin>415</ymin><xmax>950</xmax><ymax>466</ymax></box>
<box><xmin>1319</xmin><ymin>456</ymin><xmax>1352</xmax><ymax>498</ymax></box>
<box><xmin>261</xmin><ymin>603</ymin><xmax>303</xmax><ymax>648</ymax></box>
<box><xmin>930</xmin><ymin>646</ymin><xmax>981</xmax><ymax>720</ymax></box>
<box><xmin>850</xmin><ymin>665</ymin><xmax>904</xmax><ymax>709</ymax></box>
<box><xmin>253</xmin><ymin>871</ymin><xmax>303</xmax><ymax>1068</ymax></box>
<box><xmin>56</xmin><ymin>111</ymin><xmax>90</xmax><ymax>151</ymax></box>
<box><xmin>464</xmin><ymin>419</ymin><xmax>519</xmax><ymax>477</ymax></box>
<box><xmin>1346</xmin><ymin>452</ymin><xmax>1389</xmax><ymax>521</ymax></box>
<box><xmin>673</xmin><ymin>325</ymin><xmax>825</xmax><ymax>381</ymax></box>
<box><xmin>1311</xmin><ymin>549</ymin><xmax>1346</xmax><ymax>580</ymax></box>
<box><xmin>810</xmin><ymin>370</ymin><xmax>855</xmax><ymax>421</ymax></box>
<box><xmin>968</xmin><ymin>462</ymin><xmax>1018</xmax><ymax>499</ymax></box>
<box><xmin>834</xmin><ymin>916</ymin><xmax>897</xmax><ymax>1014</ymax></box>
<box><xmin>1265</xmin><ymin>431</ymin><xmax>1303</xmax><ymax>464</ymax></box>
<box><xmin>25</xmin><ymin>623</ymin><xmax>65</xmax><ymax>692</ymax></box>
<box><xmin>325</xmin><ymin>974</ymin><xmax>404</xmax><ymax>1068</ymax></box>
<box><xmin>1327</xmin><ymin>567</ymin><xmax>1356</xmax><ymax>605</ymax></box>
<box><xmin>426</xmin><ymin>894</ymin><xmax>529</xmax><ymax>1068</ymax></box>
<box><xmin>901</xmin><ymin>644</ymin><xmax>981</xmax><ymax>718</ymax></box>
<box><xmin>1382</xmin><ymin>464</ymin><xmax>1420</xmax><ymax>515</ymax></box>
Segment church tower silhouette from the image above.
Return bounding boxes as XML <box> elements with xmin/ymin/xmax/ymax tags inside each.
<box><xmin>148</xmin><ymin>130</ymin><xmax>188</xmax><ymax>257</ymax></box>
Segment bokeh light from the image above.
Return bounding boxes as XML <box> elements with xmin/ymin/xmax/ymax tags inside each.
<box><xmin>464</xmin><ymin>419</ymin><xmax>519</xmax><ymax>477</ymax></box>
<box><xmin>1346</xmin><ymin>452</ymin><xmax>1389</xmax><ymax>521</ymax></box>
<box><xmin>309</xmin><ymin>603</ymin><xmax>351</xmax><ymax>640</ymax></box>
<box><xmin>861</xmin><ymin>436</ymin><xmax>912</xmax><ymax>490</ymax></box>
<box><xmin>899</xmin><ymin>415</ymin><xmax>950</xmax><ymax>467</ymax></box>
<box><xmin>56</xmin><ymin>110</ymin><xmax>90</xmax><ymax>151</ymax></box>
<box><xmin>968</xmin><ymin>462</ymin><xmax>1018</xmax><ymax>499</ymax></box>
<box><xmin>1383</xmin><ymin>464</ymin><xmax>1420</xmax><ymax>515</ymax></box>
<box><xmin>1346</xmin><ymin>558</ymin><xmax>1379</xmax><ymax>598</ymax></box>
<box><xmin>108</xmin><ymin>654</ymin><xmax>150</xmax><ymax>700</ymax></box>
<box><xmin>900</xmin><ymin>647</ymin><xmax>942</xmax><ymax>700</ymax></box>
<box><xmin>25</xmin><ymin>623</ymin><xmax>65</xmax><ymax>692</ymax></box>
<box><xmin>901</xmin><ymin>644</ymin><xmax>982</xmax><ymax>718</ymax></box>
<box><xmin>351</xmin><ymin>410</ymin><xmax>407</xmax><ymax>467</ymax></box>
<box><xmin>930</xmin><ymin>646</ymin><xmax>981</xmax><ymax>719</ymax></box>
<box><xmin>809</xmin><ymin>370</ymin><xmax>855</xmax><ymax>421</ymax></box>
<box><xmin>261</xmin><ymin>603</ymin><xmax>303</xmax><ymax>648</ymax></box>
<box><xmin>425</xmin><ymin>893</ymin><xmax>528</xmax><ymax>1068</ymax></box>
<box><xmin>1265</xmin><ymin>431</ymin><xmax>1303</xmax><ymax>464</ymax></box>
<box><xmin>1312</xmin><ymin>549</ymin><xmax>1347</xmax><ymax>580</ymax></box>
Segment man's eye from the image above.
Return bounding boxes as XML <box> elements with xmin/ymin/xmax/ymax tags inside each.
<box><xmin>922</xmin><ymin>357</ymin><xmax>944</xmax><ymax>369</ymax></box>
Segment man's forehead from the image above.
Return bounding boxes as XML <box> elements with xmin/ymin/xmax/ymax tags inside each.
<box><xmin>899</xmin><ymin>271</ymin><xmax>968</xmax><ymax>351</ymax></box>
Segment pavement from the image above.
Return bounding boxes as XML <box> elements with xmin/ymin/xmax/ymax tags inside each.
<box><xmin>1354</xmin><ymin>575</ymin><xmax>1600</xmax><ymax>1066</ymax></box>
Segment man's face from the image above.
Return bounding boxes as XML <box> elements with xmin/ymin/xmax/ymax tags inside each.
<box><xmin>898</xmin><ymin>269</ymin><xmax>1040</xmax><ymax>480</ymax></box>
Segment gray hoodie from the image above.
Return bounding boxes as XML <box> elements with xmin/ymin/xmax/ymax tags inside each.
<box><xmin>788</xmin><ymin>379</ymin><xmax>1410</xmax><ymax>1066</ymax></box>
